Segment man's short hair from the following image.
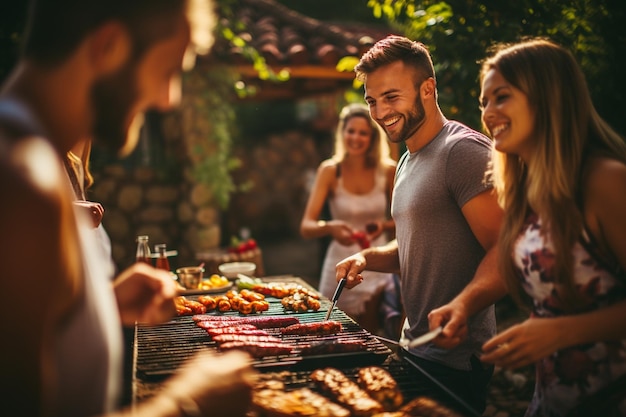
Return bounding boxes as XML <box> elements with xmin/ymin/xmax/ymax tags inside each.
<box><xmin>355</xmin><ymin>35</ymin><xmax>435</xmax><ymax>84</ymax></box>
<box><xmin>21</xmin><ymin>0</ymin><xmax>214</xmax><ymax>67</ymax></box>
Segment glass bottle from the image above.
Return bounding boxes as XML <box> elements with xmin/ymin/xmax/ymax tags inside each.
<box><xmin>136</xmin><ymin>235</ymin><xmax>151</xmax><ymax>264</ymax></box>
<box><xmin>155</xmin><ymin>243</ymin><xmax>171</xmax><ymax>271</ymax></box>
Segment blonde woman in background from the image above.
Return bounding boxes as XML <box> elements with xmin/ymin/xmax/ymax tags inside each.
<box><xmin>300</xmin><ymin>103</ymin><xmax>399</xmax><ymax>334</ymax></box>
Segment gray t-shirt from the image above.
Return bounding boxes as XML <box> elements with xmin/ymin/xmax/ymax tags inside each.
<box><xmin>392</xmin><ymin>120</ymin><xmax>496</xmax><ymax>370</ymax></box>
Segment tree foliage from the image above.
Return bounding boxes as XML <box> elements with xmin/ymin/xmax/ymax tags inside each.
<box><xmin>366</xmin><ymin>0</ymin><xmax>626</xmax><ymax>134</ymax></box>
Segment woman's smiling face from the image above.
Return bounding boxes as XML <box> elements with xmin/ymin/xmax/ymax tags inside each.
<box><xmin>342</xmin><ymin>115</ymin><xmax>373</xmax><ymax>157</ymax></box>
<box><xmin>480</xmin><ymin>68</ymin><xmax>536</xmax><ymax>161</ymax></box>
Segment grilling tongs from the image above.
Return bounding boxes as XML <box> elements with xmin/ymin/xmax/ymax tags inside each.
<box><xmin>323</xmin><ymin>277</ymin><xmax>347</xmax><ymax>321</ymax></box>
<box><xmin>373</xmin><ymin>326</ymin><xmax>443</xmax><ymax>350</ymax></box>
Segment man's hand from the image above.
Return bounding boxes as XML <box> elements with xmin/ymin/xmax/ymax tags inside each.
<box><xmin>163</xmin><ymin>350</ymin><xmax>256</xmax><ymax>417</ymax></box>
<box><xmin>428</xmin><ymin>300</ymin><xmax>470</xmax><ymax>349</ymax></box>
<box><xmin>335</xmin><ymin>252</ymin><xmax>366</xmax><ymax>289</ymax></box>
<box><xmin>113</xmin><ymin>262</ymin><xmax>178</xmax><ymax>326</ymax></box>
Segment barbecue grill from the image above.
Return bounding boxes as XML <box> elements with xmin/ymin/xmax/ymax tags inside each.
<box><xmin>131</xmin><ymin>276</ymin><xmax>479</xmax><ymax>416</ymax></box>
<box><xmin>134</xmin><ymin>295</ymin><xmax>391</xmax><ymax>379</ymax></box>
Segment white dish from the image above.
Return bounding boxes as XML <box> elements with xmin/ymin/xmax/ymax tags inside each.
<box><xmin>218</xmin><ymin>261</ymin><xmax>256</xmax><ymax>279</ymax></box>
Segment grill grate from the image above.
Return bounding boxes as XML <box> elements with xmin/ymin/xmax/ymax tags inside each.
<box><xmin>134</xmin><ymin>295</ymin><xmax>391</xmax><ymax>379</ymax></box>
<box><xmin>257</xmin><ymin>356</ymin><xmax>433</xmax><ymax>400</ymax></box>
<box><xmin>250</xmin><ymin>357</ymin><xmax>472</xmax><ymax>416</ymax></box>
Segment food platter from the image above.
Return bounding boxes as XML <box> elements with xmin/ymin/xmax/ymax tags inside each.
<box><xmin>179</xmin><ymin>282</ymin><xmax>233</xmax><ymax>296</ymax></box>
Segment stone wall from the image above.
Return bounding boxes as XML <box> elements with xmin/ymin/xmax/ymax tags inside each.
<box><xmin>90</xmin><ymin>127</ymin><xmax>329</xmax><ymax>274</ymax></box>
<box><xmin>223</xmin><ymin>129</ymin><xmax>330</xmax><ymax>241</ymax></box>
<box><xmin>89</xmin><ymin>67</ymin><xmax>337</xmax><ymax>274</ymax></box>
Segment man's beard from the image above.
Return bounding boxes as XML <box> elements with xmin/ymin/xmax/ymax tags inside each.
<box><xmin>90</xmin><ymin>61</ymin><xmax>140</xmax><ymax>156</ymax></box>
<box><xmin>386</xmin><ymin>93</ymin><xmax>426</xmax><ymax>143</ymax></box>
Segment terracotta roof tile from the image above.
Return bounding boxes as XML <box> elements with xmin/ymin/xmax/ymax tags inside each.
<box><xmin>211</xmin><ymin>0</ymin><xmax>390</xmax><ymax>67</ymax></box>
<box><xmin>201</xmin><ymin>0</ymin><xmax>393</xmax><ymax>100</ymax></box>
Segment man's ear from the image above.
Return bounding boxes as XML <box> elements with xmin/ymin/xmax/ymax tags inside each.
<box><xmin>88</xmin><ymin>21</ymin><xmax>131</xmax><ymax>75</ymax></box>
<box><xmin>421</xmin><ymin>77</ymin><xmax>437</xmax><ymax>98</ymax></box>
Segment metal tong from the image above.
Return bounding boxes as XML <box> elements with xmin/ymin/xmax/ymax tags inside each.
<box><xmin>373</xmin><ymin>326</ymin><xmax>443</xmax><ymax>350</ymax></box>
<box><xmin>323</xmin><ymin>277</ymin><xmax>347</xmax><ymax>321</ymax></box>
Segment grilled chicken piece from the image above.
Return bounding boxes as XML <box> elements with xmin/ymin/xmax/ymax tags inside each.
<box><xmin>174</xmin><ymin>297</ymin><xmax>206</xmax><ymax>316</ymax></box>
<box><xmin>399</xmin><ymin>397</ymin><xmax>463</xmax><ymax>417</ymax></box>
<box><xmin>253</xmin><ymin>388</ymin><xmax>350</xmax><ymax>417</ymax></box>
<box><xmin>357</xmin><ymin>366</ymin><xmax>404</xmax><ymax>411</ymax></box>
<box><xmin>310</xmin><ymin>367</ymin><xmax>383</xmax><ymax>416</ymax></box>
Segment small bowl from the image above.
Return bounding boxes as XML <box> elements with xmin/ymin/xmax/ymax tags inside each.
<box><xmin>218</xmin><ymin>262</ymin><xmax>256</xmax><ymax>280</ymax></box>
<box><xmin>176</xmin><ymin>266</ymin><xmax>205</xmax><ymax>289</ymax></box>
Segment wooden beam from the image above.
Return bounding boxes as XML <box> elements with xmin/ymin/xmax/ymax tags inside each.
<box><xmin>234</xmin><ymin>65</ymin><xmax>356</xmax><ymax>80</ymax></box>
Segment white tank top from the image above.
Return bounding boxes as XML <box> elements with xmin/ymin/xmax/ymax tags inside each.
<box><xmin>52</xmin><ymin>205</ymin><xmax>123</xmax><ymax>415</ymax></box>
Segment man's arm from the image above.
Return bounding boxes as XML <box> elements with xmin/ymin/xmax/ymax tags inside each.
<box><xmin>335</xmin><ymin>239</ymin><xmax>400</xmax><ymax>289</ymax></box>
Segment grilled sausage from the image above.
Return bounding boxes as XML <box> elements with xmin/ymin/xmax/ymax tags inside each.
<box><xmin>299</xmin><ymin>340</ymin><xmax>367</xmax><ymax>356</ymax></box>
<box><xmin>196</xmin><ymin>321</ymin><xmax>255</xmax><ymax>330</ymax></box>
<box><xmin>280</xmin><ymin>320</ymin><xmax>342</xmax><ymax>335</ymax></box>
<box><xmin>193</xmin><ymin>315</ymin><xmax>300</xmax><ymax>328</ymax></box>
<box><xmin>212</xmin><ymin>334</ymin><xmax>282</xmax><ymax>345</ymax></box>
<box><xmin>219</xmin><ymin>341</ymin><xmax>295</xmax><ymax>358</ymax></box>
<box><xmin>205</xmin><ymin>325</ymin><xmax>265</xmax><ymax>336</ymax></box>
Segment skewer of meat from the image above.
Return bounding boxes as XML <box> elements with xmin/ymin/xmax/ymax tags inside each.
<box><xmin>280</xmin><ymin>320</ymin><xmax>342</xmax><ymax>335</ymax></box>
<box><xmin>310</xmin><ymin>367</ymin><xmax>383</xmax><ymax>416</ymax></box>
<box><xmin>357</xmin><ymin>366</ymin><xmax>404</xmax><ymax>411</ymax></box>
<box><xmin>219</xmin><ymin>341</ymin><xmax>295</xmax><ymax>358</ymax></box>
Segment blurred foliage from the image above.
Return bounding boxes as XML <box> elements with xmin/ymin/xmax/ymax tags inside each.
<box><xmin>187</xmin><ymin>67</ymin><xmax>251</xmax><ymax>210</ymax></box>
<box><xmin>365</xmin><ymin>0</ymin><xmax>626</xmax><ymax>134</ymax></box>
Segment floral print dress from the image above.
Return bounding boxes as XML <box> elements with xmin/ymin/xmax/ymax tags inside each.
<box><xmin>513</xmin><ymin>213</ymin><xmax>626</xmax><ymax>417</ymax></box>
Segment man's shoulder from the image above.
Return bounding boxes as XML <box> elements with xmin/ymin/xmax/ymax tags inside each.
<box><xmin>0</xmin><ymin>132</ymin><xmax>65</xmax><ymax>204</ymax></box>
<box><xmin>442</xmin><ymin>120</ymin><xmax>491</xmax><ymax>144</ymax></box>
<box><xmin>0</xmin><ymin>99</ymin><xmax>45</xmax><ymax>139</ymax></box>
<box><xmin>438</xmin><ymin>121</ymin><xmax>492</xmax><ymax>157</ymax></box>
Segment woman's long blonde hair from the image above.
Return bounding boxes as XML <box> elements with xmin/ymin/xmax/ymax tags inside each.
<box><xmin>332</xmin><ymin>103</ymin><xmax>391</xmax><ymax>168</ymax></box>
<box><xmin>481</xmin><ymin>38</ymin><xmax>626</xmax><ymax>310</ymax></box>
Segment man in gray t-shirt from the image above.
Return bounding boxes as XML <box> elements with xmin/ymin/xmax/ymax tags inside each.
<box><xmin>394</xmin><ymin>120</ymin><xmax>496</xmax><ymax>370</ymax></box>
<box><xmin>336</xmin><ymin>35</ymin><xmax>504</xmax><ymax>414</ymax></box>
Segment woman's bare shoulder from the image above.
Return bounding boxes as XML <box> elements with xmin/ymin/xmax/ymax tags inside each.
<box><xmin>584</xmin><ymin>156</ymin><xmax>626</xmax><ymax>229</ymax></box>
<box><xmin>585</xmin><ymin>157</ymin><xmax>626</xmax><ymax>197</ymax></box>
<box><xmin>383</xmin><ymin>158</ymin><xmax>397</xmax><ymax>169</ymax></box>
<box><xmin>318</xmin><ymin>158</ymin><xmax>340</xmax><ymax>175</ymax></box>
